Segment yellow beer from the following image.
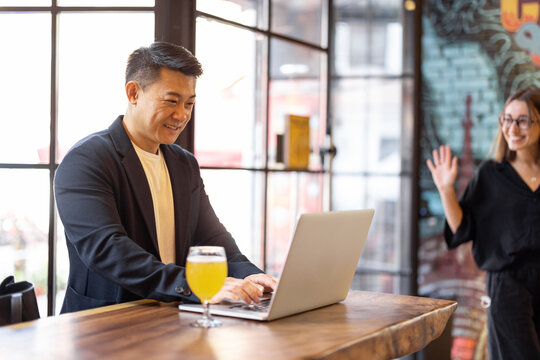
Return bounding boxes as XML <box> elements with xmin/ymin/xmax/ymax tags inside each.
<box><xmin>186</xmin><ymin>255</ymin><xmax>227</xmax><ymax>302</ymax></box>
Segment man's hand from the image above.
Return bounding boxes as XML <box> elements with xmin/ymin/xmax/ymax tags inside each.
<box><xmin>210</xmin><ymin>274</ymin><xmax>277</xmax><ymax>304</ymax></box>
<box><xmin>244</xmin><ymin>273</ymin><xmax>277</xmax><ymax>293</ymax></box>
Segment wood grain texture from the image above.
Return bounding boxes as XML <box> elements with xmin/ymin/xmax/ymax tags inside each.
<box><xmin>0</xmin><ymin>290</ymin><xmax>456</xmax><ymax>360</ymax></box>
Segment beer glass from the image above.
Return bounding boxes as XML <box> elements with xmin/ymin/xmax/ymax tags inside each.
<box><xmin>185</xmin><ymin>246</ymin><xmax>227</xmax><ymax>328</ymax></box>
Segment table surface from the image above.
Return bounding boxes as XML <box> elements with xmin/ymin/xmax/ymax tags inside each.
<box><xmin>0</xmin><ymin>290</ymin><xmax>456</xmax><ymax>360</ymax></box>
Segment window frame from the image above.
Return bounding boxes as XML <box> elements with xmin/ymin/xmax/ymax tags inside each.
<box><xmin>0</xmin><ymin>1</ymin><xmax>155</xmax><ymax>316</ymax></box>
<box><xmin>0</xmin><ymin>0</ymin><xmax>421</xmax><ymax>316</ymax></box>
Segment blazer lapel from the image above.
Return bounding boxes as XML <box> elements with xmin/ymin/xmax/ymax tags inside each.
<box><xmin>122</xmin><ymin>152</ymin><xmax>159</xmax><ymax>250</ymax></box>
<box><xmin>162</xmin><ymin>146</ymin><xmax>191</xmax><ymax>266</ymax></box>
<box><xmin>109</xmin><ymin>116</ymin><xmax>159</xmax><ymax>252</ymax></box>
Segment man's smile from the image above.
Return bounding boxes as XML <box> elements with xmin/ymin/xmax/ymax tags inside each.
<box><xmin>164</xmin><ymin>124</ymin><xmax>180</xmax><ymax>130</ymax></box>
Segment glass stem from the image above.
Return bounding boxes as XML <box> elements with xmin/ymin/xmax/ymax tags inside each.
<box><xmin>202</xmin><ymin>300</ymin><xmax>210</xmax><ymax>321</ymax></box>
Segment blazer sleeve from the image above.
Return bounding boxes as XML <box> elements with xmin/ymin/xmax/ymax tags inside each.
<box><xmin>55</xmin><ymin>139</ymin><xmax>198</xmax><ymax>303</ymax></box>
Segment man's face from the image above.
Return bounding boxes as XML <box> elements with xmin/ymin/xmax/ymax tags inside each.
<box><xmin>129</xmin><ymin>67</ymin><xmax>196</xmax><ymax>153</ymax></box>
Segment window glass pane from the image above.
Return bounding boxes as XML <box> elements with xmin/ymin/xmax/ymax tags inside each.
<box><xmin>0</xmin><ymin>13</ymin><xmax>50</xmax><ymax>164</ymax></box>
<box><xmin>332</xmin><ymin>78</ymin><xmax>402</xmax><ymax>174</ymax></box>
<box><xmin>334</xmin><ymin>0</ymin><xmax>402</xmax><ymax>76</ymax></box>
<box><xmin>272</xmin><ymin>0</ymin><xmax>326</xmax><ymax>47</ymax></box>
<box><xmin>269</xmin><ymin>38</ymin><xmax>326</xmax><ymax>170</ymax></box>
<box><xmin>57</xmin><ymin>0</ymin><xmax>154</xmax><ymax>6</ymax></box>
<box><xmin>266</xmin><ymin>172</ymin><xmax>323</xmax><ymax>275</ymax></box>
<box><xmin>0</xmin><ymin>169</ymin><xmax>50</xmax><ymax>318</ymax></box>
<box><xmin>57</xmin><ymin>12</ymin><xmax>154</xmax><ymax>161</ymax></box>
<box><xmin>200</xmin><ymin>169</ymin><xmax>264</xmax><ymax>268</ymax></box>
<box><xmin>195</xmin><ymin>18</ymin><xmax>267</xmax><ymax>168</ymax></box>
<box><xmin>332</xmin><ymin>175</ymin><xmax>407</xmax><ymax>272</ymax></box>
<box><xmin>197</xmin><ymin>0</ymin><xmax>268</xmax><ymax>29</ymax></box>
<box><xmin>0</xmin><ymin>0</ymin><xmax>50</xmax><ymax>4</ymax></box>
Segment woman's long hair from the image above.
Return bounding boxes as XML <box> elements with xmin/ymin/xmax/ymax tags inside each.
<box><xmin>490</xmin><ymin>87</ymin><xmax>540</xmax><ymax>162</ymax></box>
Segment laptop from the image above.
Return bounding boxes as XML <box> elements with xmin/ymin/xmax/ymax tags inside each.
<box><xmin>178</xmin><ymin>209</ymin><xmax>375</xmax><ymax>321</ymax></box>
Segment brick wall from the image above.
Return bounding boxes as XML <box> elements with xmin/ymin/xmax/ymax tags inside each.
<box><xmin>419</xmin><ymin>16</ymin><xmax>504</xmax><ymax>360</ymax></box>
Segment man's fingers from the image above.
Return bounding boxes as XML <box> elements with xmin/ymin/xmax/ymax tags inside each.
<box><xmin>261</xmin><ymin>276</ymin><xmax>277</xmax><ymax>290</ymax></box>
<box><xmin>210</xmin><ymin>292</ymin><xmax>226</xmax><ymax>304</ymax></box>
<box><xmin>245</xmin><ymin>274</ymin><xmax>277</xmax><ymax>292</ymax></box>
<box><xmin>211</xmin><ymin>287</ymin><xmax>249</xmax><ymax>304</ymax></box>
<box><xmin>245</xmin><ymin>279</ymin><xmax>264</xmax><ymax>298</ymax></box>
<box><xmin>210</xmin><ymin>277</ymin><xmax>263</xmax><ymax>304</ymax></box>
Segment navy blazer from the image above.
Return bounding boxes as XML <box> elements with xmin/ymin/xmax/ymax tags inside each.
<box><xmin>55</xmin><ymin>116</ymin><xmax>262</xmax><ymax>313</ymax></box>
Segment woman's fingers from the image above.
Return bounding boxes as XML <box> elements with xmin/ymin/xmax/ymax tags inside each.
<box><xmin>442</xmin><ymin>145</ymin><xmax>453</xmax><ymax>164</ymax></box>
<box><xmin>426</xmin><ymin>159</ymin><xmax>436</xmax><ymax>173</ymax></box>
<box><xmin>432</xmin><ymin>149</ymin><xmax>440</xmax><ymax>166</ymax></box>
<box><xmin>430</xmin><ymin>145</ymin><xmax>454</xmax><ymax>169</ymax></box>
<box><xmin>451</xmin><ymin>156</ymin><xmax>458</xmax><ymax>172</ymax></box>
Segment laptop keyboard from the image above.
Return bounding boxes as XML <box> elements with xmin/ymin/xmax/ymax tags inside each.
<box><xmin>227</xmin><ymin>298</ymin><xmax>271</xmax><ymax>312</ymax></box>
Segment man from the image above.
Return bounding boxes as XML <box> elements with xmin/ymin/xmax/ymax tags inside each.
<box><xmin>55</xmin><ymin>42</ymin><xmax>276</xmax><ymax>313</ymax></box>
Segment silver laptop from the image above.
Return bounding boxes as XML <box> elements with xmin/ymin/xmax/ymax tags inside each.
<box><xmin>178</xmin><ymin>209</ymin><xmax>375</xmax><ymax>321</ymax></box>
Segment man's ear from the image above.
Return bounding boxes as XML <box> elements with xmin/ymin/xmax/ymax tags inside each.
<box><xmin>125</xmin><ymin>81</ymin><xmax>140</xmax><ymax>105</ymax></box>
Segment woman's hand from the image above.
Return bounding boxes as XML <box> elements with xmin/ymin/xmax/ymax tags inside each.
<box><xmin>426</xmin><ymin>145</ymin><xmax>459</xmax><ymax>192</ymax></box>
<box><xmin>426</xmin><ymin>144</ymin><xmax>463</xmax><ymax>233</ymax></box>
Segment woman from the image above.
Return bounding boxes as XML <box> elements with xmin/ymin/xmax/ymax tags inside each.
<box><xmin>427</xmin><ymin>87</ymin><xmax>540</xmax><ymax>359</ymax></box>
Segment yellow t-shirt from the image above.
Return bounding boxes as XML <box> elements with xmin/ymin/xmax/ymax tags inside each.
<box><xmin>132</xmin><ymin>142</ymin><xmax>175</xmax><ymax>264</ymax></box>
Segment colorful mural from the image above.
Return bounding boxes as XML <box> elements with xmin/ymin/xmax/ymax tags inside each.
<box><xmin>502</xmin><ymin>0</ymin><xmax>540</xmax><ymax>66</ymax></box>
<box><xmin>420</xmin><ymin>1</ymin><xmax>540</xmax><ymax>359</ymax></box>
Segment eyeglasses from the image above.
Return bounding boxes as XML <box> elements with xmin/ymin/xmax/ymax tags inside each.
<box><xmin>499</xmin><ymin>115</ymin><xmax>538</xmax><ymax>131</ymax></box>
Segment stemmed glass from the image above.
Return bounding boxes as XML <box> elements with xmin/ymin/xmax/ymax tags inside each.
<box><xmin>185</xmin><ymin>246</ymin><xmax>227</xmax><ymax>328</ymax></box>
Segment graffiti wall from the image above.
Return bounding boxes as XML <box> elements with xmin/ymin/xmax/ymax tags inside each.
<box><xmin>419</xmin><ymin>1</ymin><xmax>540</xmax><ymax>359</ymax></box>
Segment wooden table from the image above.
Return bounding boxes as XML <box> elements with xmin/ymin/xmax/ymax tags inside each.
<box><xmin>0</xmin><ymin>290</ymin><xmax>456</xmax><ymax>360</ymax></box>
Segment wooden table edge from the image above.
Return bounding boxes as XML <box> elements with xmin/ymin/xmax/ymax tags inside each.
<box><xmin>314</xmin><ymin>300</ymin><xmax>458</xmax><ymax>359</ymax></box>
<box><xmin>5</xmin><ymin>299</ymin><xmax>160</xmax><ymax>330</ymax></box>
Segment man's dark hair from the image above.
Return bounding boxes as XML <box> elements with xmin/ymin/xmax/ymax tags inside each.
<box><xmin>125</xmin><ymin>42</ymin><xmax>203</xmax><ymax>89</ymax></box>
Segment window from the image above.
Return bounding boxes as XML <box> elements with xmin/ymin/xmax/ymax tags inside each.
<box><xmin>0</xmin><ymin>0</ymin><xmax>418</xmax><ymax>317</ymax></box>
<box><xmin>194</xmin><ymin>0</ymin><xmax>329</xmax><ymax>274</ymax></box>
<box><xmin>0</xmin><ymin>1</ymin><xmax>154</xmax><ymax>316</ymax></box>
<box><xmin>331</xmin><ymin>0</ymin><xmax>416</xmax><ymax>294</ymax></box>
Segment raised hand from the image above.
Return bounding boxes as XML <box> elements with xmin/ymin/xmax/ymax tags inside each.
<box><xmin>426</xmin><ymin>145</ymin><xmax>459</xmax><ymax>192</ymax></box>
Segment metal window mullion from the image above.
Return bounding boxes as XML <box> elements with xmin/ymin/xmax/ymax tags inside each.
<box><xmin>195</xmin><ymin>10</ymin><xmax>327</xmax><ymax>53</ymax></box>
<box><xmin>261</xmin><ymin>0</ymin><xmax>272</xmax><ymax>273</ymax></box>
<box><xmin>326</xmin><ymin>0</ymin><xmax>333</xmax><ymax>210</ymax></box>
<box><xmin>411</xmin><ymin>1</ymin><xmax>423</xmax><ymax>298</ymax></box>
<box><xmin>47</xmin><ymin>3</ymin><xmax>59</xmax><ymax>317</ymax></box>
<box><xmin>0</xmin><ymin>164</ymin><xmax>51</xmax><ymax>169</ymax></box>
<box><xmin>0</xmin><ymin>6</ymin><xmax>153</xmax><ymax>11</ymax></box>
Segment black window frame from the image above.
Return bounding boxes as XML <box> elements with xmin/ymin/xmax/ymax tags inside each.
<box><xmin>0</xmin><ymin>0</ymin><xmax>421</xmax><ymax>316</ymax></box>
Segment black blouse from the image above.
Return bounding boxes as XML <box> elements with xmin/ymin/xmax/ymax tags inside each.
<box><xmin>444</xmin><ymin>160</ymin><xmax>540</xmax><ymax>271</ymax></box>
